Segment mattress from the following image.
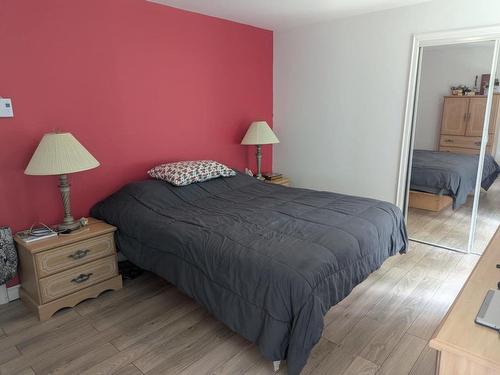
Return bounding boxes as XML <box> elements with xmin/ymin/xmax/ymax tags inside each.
<box><xmin>411</xmin><ymin>150</ymin><xmax>500</xmax><ymax>209</ymax></box>
<box><xmin>91</xmin><ymin>172</ymin><xmax>408</xmax><ymax>374</ymax></box>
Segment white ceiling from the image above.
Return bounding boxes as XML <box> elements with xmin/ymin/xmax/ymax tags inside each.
<box><xmin>147</xmin><ymin>0</ymin><xmax>432</xmax><ymax>31</ymax></box>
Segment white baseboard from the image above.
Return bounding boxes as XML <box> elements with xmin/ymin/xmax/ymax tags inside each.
<box><xmin>0</xmin><ymin>284</ymin><xmax>21</xmax><ymax>304</ymax></box>
<box><xmin>0</xmin><ymin>284</ymin><xmax>8</xmax><ymax>305</ymax></box>
<box><xmin>7</xmin><ymin>284</ymin><xmax>20</xmax><ymax>302</ymax></box>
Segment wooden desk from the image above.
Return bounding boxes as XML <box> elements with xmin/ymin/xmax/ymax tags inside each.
<box><xmin>430</xmin><ymin>227</ymin><xmax>500</xmax><ymax>375</ymax></box>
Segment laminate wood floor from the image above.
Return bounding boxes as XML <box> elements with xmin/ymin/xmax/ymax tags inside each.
<box><xmin>407</xmin><ymin>178</ymin><xmax>500</xmax><ymax>253</ymax></box>
<box><xmin>0</xmin><ymin>242</ymin><xmax>478</xmax><ymax>375</ymax></box>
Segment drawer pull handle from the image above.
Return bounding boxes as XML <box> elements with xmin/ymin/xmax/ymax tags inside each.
<box><xmin>475</xmin><ymin>141</ymin><xmax>481</xmax><ymax>146</ymax></box>
<box><xmin>71</xmin><ymin>273</ymin><xmax>93</xmax><ymax>284</ymax></box>
<box><xmin>444</xmin><ymin>139</ymin><xmax>454</xmax><ymax>143</ymax></box>
<box><xmin>69</xmin><ymin>249</ymin><xmax>90</xmax><ymax>260</ymax></box>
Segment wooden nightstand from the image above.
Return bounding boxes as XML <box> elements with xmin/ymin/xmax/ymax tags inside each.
<box><xmin>15</xmin><ymin>218</ymin><xmax>122</xmax><ymax>321</ymax></box>
<box><xmin>264</xmin><ymin>176</ymin><xmax>290</xmax><ymax>186</ymax></box>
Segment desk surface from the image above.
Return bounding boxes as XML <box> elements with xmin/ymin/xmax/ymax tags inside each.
<box><xmin>430</xmin><ymin>227</ymin><xmax>500</xmax><ymax>371</ymax></box>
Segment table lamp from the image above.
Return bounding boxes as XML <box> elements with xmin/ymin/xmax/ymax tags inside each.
<box><xmin>241</xmin><ymin>121</ymin><xmax>279</xmax><ymax>180</ymax></box>
<box><xmin>24</xmin><ymin>132</ymin><xmax>100</xmax><ymax>231</ymax></box>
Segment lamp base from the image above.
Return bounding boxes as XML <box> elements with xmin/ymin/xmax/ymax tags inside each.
<box><xmin>255</xmin><ymin>144</ymin><xmax>264</xmax><ymax>181</ymax></box>
<box><xmin>256</xmin><ymin>175</ymin><xmax>265</xmax><ymax>181</ymax></box>
<box><xmin>56</xmin><ymin>220</ymin><xmax>82</xmax><ymax>232</ymax></box>
<box><xmin>57</xmin><ymin>174</ymin><xmax>81</xmax><ymax>233</ymax></box>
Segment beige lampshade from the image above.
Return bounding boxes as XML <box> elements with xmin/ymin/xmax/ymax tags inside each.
<box><xmin>241</xmin><ymin>121</ymin><xmax>279</xmax><ymax>145</ymax></box>
<box><xmin>25</xmin><ymin>132</ymin><xmax>100</xmax><ymax>175</ymax></box>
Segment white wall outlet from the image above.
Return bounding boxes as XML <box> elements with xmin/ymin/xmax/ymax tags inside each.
<box><xmin>0</xmin><ymin>98</ymin><xmax>14</xmax><ymax>118</ymax></box>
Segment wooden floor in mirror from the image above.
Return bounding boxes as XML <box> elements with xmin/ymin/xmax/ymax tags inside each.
<box><xmin>407</xmin><ymin>178</ymin><xmax>500</xmax><ymax>254</ymax></box>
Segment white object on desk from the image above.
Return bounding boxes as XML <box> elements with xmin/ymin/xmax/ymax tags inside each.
<box><xmin>0</xmin><ymin>98</ymin><xmax>14</xmax><ymax>118</ymax></box>
<box><xmin>476</xmin><ymin>289</ymin><xmax>500</xmax><ymax>331</ymax></box>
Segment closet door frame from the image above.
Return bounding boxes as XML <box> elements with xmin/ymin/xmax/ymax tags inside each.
<box><xmin>396</xmin><ymin>26</ymin><xmax>500</xmax><ymax>254</ymax></box>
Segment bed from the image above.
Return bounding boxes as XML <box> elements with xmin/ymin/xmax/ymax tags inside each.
<box><xmin>91</xmin><ymin>172</ymin><xmax>408</xmax><ymax>375</ymax></box>
<box><xmin>410</xmin><ymin>150</ymin><xmax>500</xmax><ymax>211</ymax></box>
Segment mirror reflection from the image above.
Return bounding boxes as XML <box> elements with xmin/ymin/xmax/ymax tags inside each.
<box><xmin>407</xmin><ymin>41</ymin><xmax>500</xmax><ymax>253</ymax></box>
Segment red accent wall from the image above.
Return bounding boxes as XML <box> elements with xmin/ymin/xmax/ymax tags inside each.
<box><xmin>0</xmin><ymin>0</ymin><xmax>273</xmax><ymax>234</ymax></box>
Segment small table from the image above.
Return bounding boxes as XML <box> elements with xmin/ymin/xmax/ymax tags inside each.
<box><xmin>15</xmin><ymin>218</ymin><xmax>122</xmax><ymax>321</ymax></box>
<box><xmin>264</xmin><ymin>176</ymin><xmax>290</xmax><ymax>187</ymax></box>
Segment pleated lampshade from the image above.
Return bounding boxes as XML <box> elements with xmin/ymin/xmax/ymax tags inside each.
<box><xmin>25</xmin><ymin>132</ymin><xmax>100</xmax><ymax>176</ymax></box>
<box><xmin>241</xmin><ymin>121</ymin><xmax>279</xmax><ymax>145</ymax></box>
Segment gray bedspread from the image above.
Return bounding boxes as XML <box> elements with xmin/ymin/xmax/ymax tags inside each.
<box><xmin>91</xmin><ymin>173</ymin><xmax>407</xmax><ymax>374</ymax></box>
<box><xmin>411</xmin><ymin>150</ymin><xmax>500</xmax><ymax>209</ymax></box>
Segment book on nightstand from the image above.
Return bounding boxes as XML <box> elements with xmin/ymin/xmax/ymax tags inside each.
<box><xmin>263</xmin><ymin>173</ymin><xmax>283</xmax><ymax>181</ymax></box>
<box><xmin>16</xmin><ymin>228</ymin><xmax>58</xmax><ymax>243</ymax></box>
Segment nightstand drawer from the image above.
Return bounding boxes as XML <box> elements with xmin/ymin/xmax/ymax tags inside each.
<box><xmin>35</xmin><ymin>233</ymin><xmax>115</xmax><ymax>278</ymax></box>
<box><xmin>39</xmin><ymin>256</ymin><xmax>118</xmax><ymax>303</ymax></box>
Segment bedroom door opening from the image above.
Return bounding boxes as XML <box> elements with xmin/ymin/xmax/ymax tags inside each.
<box><xmin>398</xmin><ymin>27</ymin><xmax>500</xmax><ymax>255</ymax></box>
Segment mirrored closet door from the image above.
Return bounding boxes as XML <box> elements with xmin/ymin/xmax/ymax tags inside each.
<box><xmin>473</xmin><ymin>175</ymin><xmax>500</xmax><ymax>253</ymax></box>
<box><xmin>472</xmin><ymin>96</ymin><xmax>500</xmax><ymax>253</ymax></box>
<box><xmin>405</xmin><ymin>40</ymin><xmax>500</xmax><ymax>254</ymax></box>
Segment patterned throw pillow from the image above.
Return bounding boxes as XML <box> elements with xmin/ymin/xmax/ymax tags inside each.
<box><xmin>148</xmin><ymin>160</ymin><xmax>236</xmax><ymax>186</ymax></box>
<box><xmin>0</xmin><ymin>227</ymin><xmax>17</xmax><ymax>285</ymax></box>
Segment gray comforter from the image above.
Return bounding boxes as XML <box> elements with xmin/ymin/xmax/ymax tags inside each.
<box><xmin>411</xmin><ymin>150</ymin><xmax>500</xmax><ymax>209</ymax></box>
<box><xmin>91</xmin><ymin>173</ymin><xmax>407</xmax><ymax>374</ymax></box>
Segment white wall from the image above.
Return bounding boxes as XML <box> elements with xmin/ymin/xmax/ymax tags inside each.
<box><xmin>414</xmin><ymin>44</ymin><xmax>496</xmax><ymax>151</ymax></box>
<box><xmin>273</xmin><ymin>0</ymin><xmax>500</xmax><ymax>203</ymax></box>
